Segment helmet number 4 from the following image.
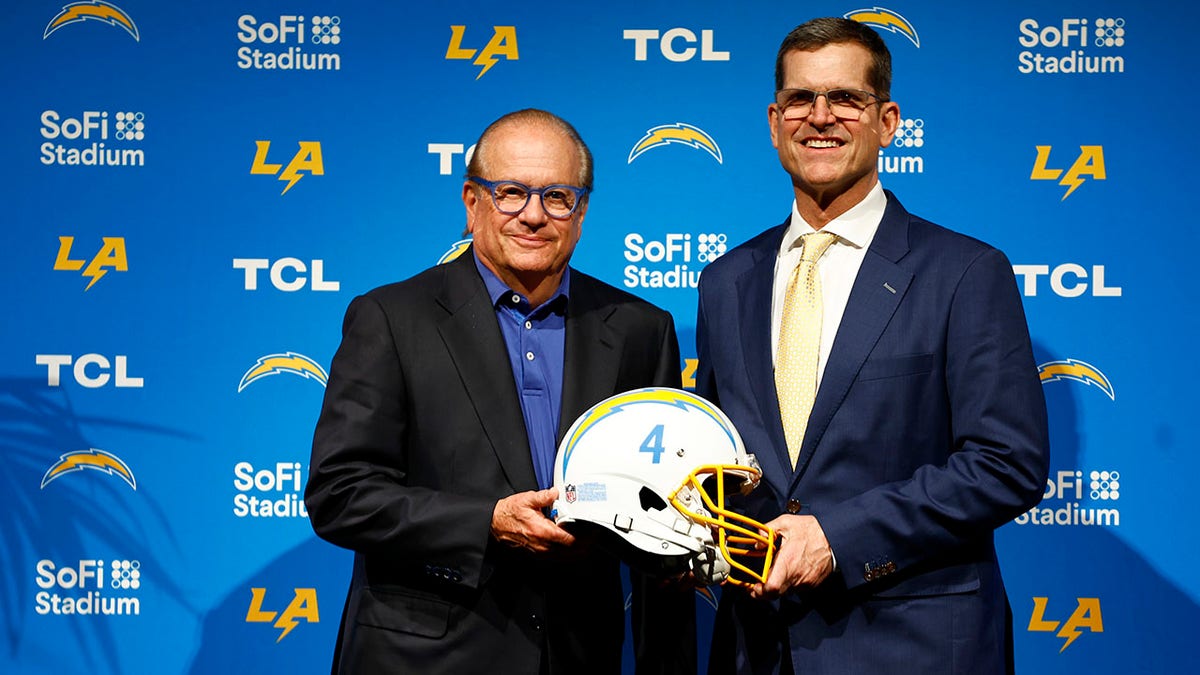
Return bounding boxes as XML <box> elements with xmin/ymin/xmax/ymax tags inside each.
<box><xmin>640</xmin><ymin>424</ymin><xmax>666</xmax><ymax>464</ymax></box>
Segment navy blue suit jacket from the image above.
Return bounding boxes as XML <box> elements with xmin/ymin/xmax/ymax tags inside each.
<box><xmin>696</xmin><ymin>193</ymin><xmax>1049</xmax><ymax>674</ymax></box>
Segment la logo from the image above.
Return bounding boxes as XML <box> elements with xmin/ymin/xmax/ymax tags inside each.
<box><xmin>251</xmin><ymin>141</ymin><xmax>324</xmax><ymax>194</ymax></box>
<box><xmin>54</xmin><ymin>236</ymin><xmax>127</xmax><ymax>291</ymax></box>
<box><xmin>446</xmin><ymin>26</ymin><xmax>519</xmax><ymax>79</ymax></box>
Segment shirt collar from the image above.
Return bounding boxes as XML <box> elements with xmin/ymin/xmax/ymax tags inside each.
<box><xmin>779</xmin><ymin>181</ymin><xmax>887</xmax><ymax>255</ymax></box>
<box><xmin>473</xmin><ymin>251</ymin><xmax>570</xmax><ymax>312</ymax></box>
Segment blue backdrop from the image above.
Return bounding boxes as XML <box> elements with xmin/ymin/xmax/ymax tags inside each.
<box><xmin>3</xmin><ymin>1</ymin><xmax>1198</xmax><ymax>673</ymax></box>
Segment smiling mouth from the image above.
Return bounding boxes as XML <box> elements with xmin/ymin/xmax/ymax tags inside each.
<box><xmin>511</xmin><ymin>234</ymin><xmax>550</xmax><ymax>246</ymax></box>
<box><xmin>803</xmin><ymin>138</ymin><xmax>843</xmax><ymax>148</ymax></box>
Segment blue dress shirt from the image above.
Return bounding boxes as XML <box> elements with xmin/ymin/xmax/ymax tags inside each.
<box><xmin>474</xmin><ymin>255</ymin><xmax>568</xmax><ymax>490</ymax></box>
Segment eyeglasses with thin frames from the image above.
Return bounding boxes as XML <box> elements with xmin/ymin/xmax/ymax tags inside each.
<box><xmin>774</xmin><ymin>88</ymin><xmax>887</xmax><ymax>121</ymax></box>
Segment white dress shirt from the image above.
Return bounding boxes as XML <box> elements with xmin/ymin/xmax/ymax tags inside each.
<box><xmin>771</xmin><ymin>182</ymin><xmax>888</xmax><ymax>389</ymax></box>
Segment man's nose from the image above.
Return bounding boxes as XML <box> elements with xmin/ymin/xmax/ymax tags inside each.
<box><xmin>806</xmin><ymin>94</ymin><xmax>837</xmax><ymax>127</ymax></box>
<box><xmin>518</xmin><ymin>191</ymin><xmax>549</xmax><ymax>224</ymax></box>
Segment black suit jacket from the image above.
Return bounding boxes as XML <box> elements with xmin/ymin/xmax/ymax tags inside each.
<box><xmin>306</xmin><ymin>249</ymin><xmax>692</xmax><ymax>674</ymax></box>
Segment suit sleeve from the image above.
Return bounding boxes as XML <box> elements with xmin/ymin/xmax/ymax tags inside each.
<box><xmin>630</xmin><ymin>309</ymin><xmax>697</xmax><ymax>675</ymax></box>
<box><xmin>694</xmin><ymin>283</ymin><xmax>719</xmax><ymax>406</ymax></box>
<box><xmin>816</xmin><ymin>247</ymin><xmax>1050</xmax><ymax>590</ymax></box>
<box><xmin>305</xmin><ymin>294</ymin><xmax>495</xmax><ymax>587</ymax></box>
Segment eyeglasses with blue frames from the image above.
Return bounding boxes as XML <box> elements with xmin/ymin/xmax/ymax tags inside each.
<box><xmin>468</xmin><ymin>177</ymin><xmax>589</xmax><ymax>220</ymax></box>
<box><xmin>774</xmin><ymin>88</ymin><xmax>888</xmax><ymax>121</ymax></box>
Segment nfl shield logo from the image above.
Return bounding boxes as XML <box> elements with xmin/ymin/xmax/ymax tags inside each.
<box><xmin>565</xmin><ymin>484</ymin><xmax>577</xmax><ymax>503</ymax></box>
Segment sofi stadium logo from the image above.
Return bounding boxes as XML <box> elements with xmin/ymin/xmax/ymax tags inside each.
<box><xmin>236</xmin><ymin>14</ymin><xmax>341</xmax><ymax>71</ymax></box>
<box><xmin>233</xmin><ymin>461</ymin><xmax>308</xmax><ymax>519</ymax></box>
<box><xmin>1018</xmin><ymin>17</ymin><xmax>1126</xmax><ymax>74</ymax></box>
<box><xmin>238</xmin><ymin>352</ymin><xmax>328</xmax><ymax>392</ymax></box>
<box><xmin>844</xmin><ymin>7</ymin><xmax>920</xmax><ymax>48</ymax></box>
<box><xmin>43</xmin><ymin>1</ymin><xmax>139</xmax><ymax>41</ymax></box>
<box><xmin>1028</xmin><ymin>597</ymin><xmax>1103</xmax><ymax>652</ymax></box>
<box><xmin>628</xmin><ymin>123</ymin><xmax>722</xmax><ymax>164</ymax></box>
<box><xmin>624</xmin><ymin>232</ymin><xmax>727</xmax><ymax>289</ymax></box>
<box><xmin>251</xmin><ymin>141</ymin><xmax>324</xmax><ymax>194</ymax></box>
<box><xmin>40</xmin><ymin>110</ymin><xmax>145</xmax><ymax>167</ymax></box>
<box><xmin>878</xmin><ymin>117</ymin><xmax>925</xmax><ymax>175</ymax></box>
<box><xmin>247</xmin><ymin>588</ymin><xmax>319</xmax><ymax>642</ymax></box>
<box><xmin>1013</xmin><ymin>468</ymin><xmax>1122</xmax><ymax>527</ymax></box>
<box><xmin>446</xmin><ymin>26</ymin><xmax>518</xmax><ymax>79</ymax></box>
<box><xmin>35</xmin><ymin>559</ymin><xmax>142</xmax><ymax>616</ymax></box>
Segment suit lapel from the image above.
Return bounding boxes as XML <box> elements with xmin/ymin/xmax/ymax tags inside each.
<box><xmin>735</xmin><ymin>224</ymin><xmax>795</xmax><ymax>493</ymax></box>
<box><xmin>789</xmin><ymin>194</ymin><xmax>914</xmax><ymax>486</ymax></box>
<box><xmin>559</xmin><ymin>274</ymin><xmax>619</xmax><ymax>438</ymax></box>
<box><xmin>435</xmin><ymin>252</ymin><xmax>539</xmax><ymax>492</ymax></box>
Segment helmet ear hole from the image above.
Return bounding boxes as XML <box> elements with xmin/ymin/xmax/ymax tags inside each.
<box><xmin>639</xmin><ymin>486</ymin><xmax>669</xmax><ymax>512</ymax></box>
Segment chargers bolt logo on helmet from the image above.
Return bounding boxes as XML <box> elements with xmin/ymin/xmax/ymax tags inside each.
<box><xmin>552</xmin><ymin>387</ymin><xmax>776</xmax><ymax>586</ymax></box>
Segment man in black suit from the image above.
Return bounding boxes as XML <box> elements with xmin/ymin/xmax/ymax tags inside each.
<box><xmin>306</xmin><ymin>109</ymin><xmax>693</xmax><ymax>674</ymax></box>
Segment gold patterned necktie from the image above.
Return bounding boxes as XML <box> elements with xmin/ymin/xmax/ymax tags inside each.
<box><xmin>776</xmin><ymin>231</ymin><xmax>838</xmax><ymax>469</ymax></box>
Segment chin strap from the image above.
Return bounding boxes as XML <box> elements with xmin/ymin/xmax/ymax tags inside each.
<box><xmin>689</xmin><ymin>544</ymin><xmax>732</xmax><ymax>585</ymax></box>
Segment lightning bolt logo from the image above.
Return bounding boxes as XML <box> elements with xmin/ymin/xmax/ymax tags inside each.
<box><xmin>278</xmin><ymin>163</ymin><xmax>304</xmax><ymax>195</ymax></box>
<box><xmin>238</xmin><ymin>352</ymin><xmax>329</xmax><ymax>392</ymax></box>
<box><xmin>474</xmin><ymin>50</ymin><xmax>500</xmax><ymax>80</ymax></box>
<box><xmin>1060</xmin><ymin>174</ymin><xmax>1085</xmax><ymax>200</ymax></box>
<box><xmin>44</xmin><ymin>1</ymin><xmax>140</xmax><ymax>41</ymax></box>
<box><xmin>437</xmin><ymin>239</ymin><xmax>472</xmax><ymax>265</ymax></box>
<box><xmin>628</xmin><ymin>123</ymin><xmax>723</xmax><ymax>164</ymax></box>
<box><xmin>1057</xmin><ymin>621</ymin><xmax>1084</xmax><ymax>652</ymax></box>
<box><xmin>560</xmin><ymin>388</ymin><xmax>734</xmax><ymax>473</ymax></box>
<box><xmin>41</xmin><ymin>448</ymin><xmax>137</xmax><ymax>489</ymax></box>
<box><xmin>275</xmin><ymin>613</ymin><xmax>301</xmax><ymax>642</ymax></box>
<box><xmin>1038</xmin><ymin>359</ymin><xmax>1115</xmax><ymax>401</ymax></box>
<box><xmin>844</xmin><ymin>7</ymin><xmax>920</xmax><ymax>47</ymax></box>
<box><xmin>82</xmin><ymin>267</ymin><xmax>107</xmax><ymax>291</ymax></box>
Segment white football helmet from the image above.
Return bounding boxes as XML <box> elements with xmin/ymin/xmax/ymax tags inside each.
<box><xmin>551</xmin><ymin>387</ymin><xmax>776</xmax><ymax>586</ymax></box>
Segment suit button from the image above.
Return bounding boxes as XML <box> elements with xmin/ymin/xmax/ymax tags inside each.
<box><xmin>451</xmin><ymin>572</ymin><xmax>463</xmax><ymax>583</ymax></box>
<box><xmin>530</xmin><ymin>614</ymin><xmax>543</xmax><ymax>631</ymax></box>
<box><xmin>786</xmin><ymin>499</ymin><xmax>802</xmax><ymax>514</ymax></box>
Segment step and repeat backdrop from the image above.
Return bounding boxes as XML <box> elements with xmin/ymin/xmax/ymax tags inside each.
<box><xmin>3</xmin><ymin>1</ymin><xmax>1198</xmax><ymax>673</ymax></box>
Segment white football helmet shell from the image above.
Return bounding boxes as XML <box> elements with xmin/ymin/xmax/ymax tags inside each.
<box><xmin>551</xmin><ymin>387</ymin><xmax>776</xmax><ymax>586</ymax></box>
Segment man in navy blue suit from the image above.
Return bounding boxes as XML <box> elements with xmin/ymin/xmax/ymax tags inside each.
<box><xmin>696</xmin><ymin>18</ymin><xmax>1050</xmax><ymax>674</ymax></box>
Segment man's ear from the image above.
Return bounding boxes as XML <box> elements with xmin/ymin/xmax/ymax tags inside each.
<box><xmin>877</xmin><ymin>101</ymin><xmax>901</xmax><ymax>149</ymax></box>
<box><xmin>463</xmin><ymin>182</ymin><xmax>477</xmax><ymax>233</ymax></box>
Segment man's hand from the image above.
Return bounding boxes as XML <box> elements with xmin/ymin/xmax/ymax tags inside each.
<box><xmin>491</xmin><ymin>488</ymin><xmax>576</xmax><ymax>553</ymax></box>
<box><xmin>748</xmin><ymin>514</ymin><xmax>834</xmax><ymax>600</ymax></box>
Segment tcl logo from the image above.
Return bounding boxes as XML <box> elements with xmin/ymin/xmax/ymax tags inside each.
<box><xmin>623</xmin><ymin>29</ymin><xmax>729</xmax><ymax>61</ymax></box>
<box><xmin>233</xmin><ymin>258</ymin><xmax>339</xmax><ymax>291</ymax></box>
<box><xmin>36</xmin><ymin>354</ymin><xmax>144</xmax><ymax>388</ymax></box>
